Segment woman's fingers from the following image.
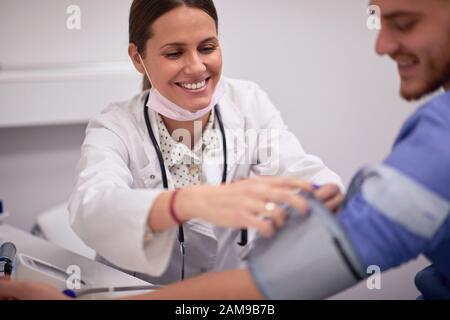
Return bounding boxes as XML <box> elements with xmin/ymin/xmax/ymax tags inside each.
<box><xmin>313</xmin><ymin>184</ymin><xmax>344</xmax><ymax>212</ymax></box>
<box><xmin>199</xmin><ymin>177</ymin><xmax>314</xmax><ymax>235</ymax></box>
<box><xmin>266</xmin><ymin>189</ymin><xmax>310</xmax><ymax>215</ymax></box>
<box><xmin>232</xmin><ymin>200</ymin><xmax>285</xmax><ymax>229</ymax></box>
<box><xmin>258</xmin><ymin>207</ymin><xmax>286</xmax><ymax>229</ymax></box>
<box><xmin>233</xmin><ymin>186</ymin><xmax>310</xmax><ymax>235</ymax></box>
<box><xmin>241</xmin><ymin>183</ymin><xmax>310</xmax><ymax>215</ymax></box>
<box><xmin>235</xmin><ymin>184</ymin><xmax>342</xmax><ymax>236</ymax></box>
<box><xmin>243</xmin><ymin>215</ymin><xmax>276</xmax><ymax>237</ymax></box>
<box><xmin>252</xmin><ymin>176</ymin><xmax>313</xmax><ymax>192</ymax></box>
<box><xmin>324</xmin><ymin>193</ymin><xmax>345</xmax><ymax>212</ymax></box>
<box><xmin>313</xmin><ymin>184</ymin><xmax>341</xmax><ymax>202</ymax></box>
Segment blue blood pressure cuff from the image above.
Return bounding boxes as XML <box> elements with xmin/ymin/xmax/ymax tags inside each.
<box><xmin>248</xmin><ymin>192</ymin><xmax>366</xmax><ymax>300</ymax></box>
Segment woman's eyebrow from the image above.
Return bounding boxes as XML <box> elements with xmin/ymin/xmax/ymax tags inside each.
<box><xmin>159</xmin><ymin>37</ymin><xmax>219</xmax><ymax>50</ymax></box>
<box><xmin>200</xmin><ymin>37</ymin><xmax>219</xmax><ymax>44</ymax></box>
<box><xmin>159</xmin><ymin>42</ymin><xmax>184</xmax><ymax>50</ymax></box>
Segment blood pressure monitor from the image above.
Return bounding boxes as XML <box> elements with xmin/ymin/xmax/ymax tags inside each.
<box><xmin>12</xmin><ymin>253</ymin><xmax>87</xmax><ymax>290</ymax></box>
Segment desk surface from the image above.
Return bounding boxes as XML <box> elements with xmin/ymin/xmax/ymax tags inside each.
<box><xmin>0</xmin><ymin>224</ymin><xmax>154</xmax><ymax>299</ymax></box>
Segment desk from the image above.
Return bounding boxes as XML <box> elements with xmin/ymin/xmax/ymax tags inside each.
<box><xmin>0</xmin><ymin>224</ymin><xmax>155</xmax><ymax>299</ymax></box>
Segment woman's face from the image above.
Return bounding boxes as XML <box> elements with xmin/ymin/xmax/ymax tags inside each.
<box><xmin>142</xmin><ymin>6</ymin><xmax>222</xmax><ymax>111</ymax></box>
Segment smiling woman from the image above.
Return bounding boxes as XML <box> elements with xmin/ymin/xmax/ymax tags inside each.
<box><xmin>64</xmin><ymin>0</ymin><xmax>344</xmax><ymax>287</ymax></box>
<box><xmin>129</xmin><ymin>0</ymin><xmax>222</xmax><ymax>112</ymax></box>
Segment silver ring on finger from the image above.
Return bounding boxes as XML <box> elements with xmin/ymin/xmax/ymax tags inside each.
<box><xmin>265</xmin><ymin>201</ymin><xmax>277</xmax><ymax>212</ymax></box>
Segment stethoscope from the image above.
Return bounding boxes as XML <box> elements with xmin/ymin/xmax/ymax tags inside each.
<box><xmin>143</xmin><ymin>93</ymin><xmax>248</xmax><ymax>281</ymax></box>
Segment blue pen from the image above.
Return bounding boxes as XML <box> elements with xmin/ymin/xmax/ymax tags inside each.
<box><xmin>63</xmin><ymin>284</ymin><xmax>162</xmax><ymax>298</ymax></box>
<box><xmin>62</xmin><ymin>289</ymin><xmax>77</xmax><ymax>299</ymax></box>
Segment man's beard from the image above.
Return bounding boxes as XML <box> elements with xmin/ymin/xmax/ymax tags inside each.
<box><xmin>402</xmin><ymin>46</ymin><xmax>450</xmax><ymax>101</ymax></box>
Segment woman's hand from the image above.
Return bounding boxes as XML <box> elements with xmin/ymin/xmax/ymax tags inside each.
<box><xmin>0</xmin><ymin>277</ymin><xmax>69</xmax><ymax>300</ymax></box>
<box><xmin>176</xmin><ymin>176</ymin><xmax>313</xmax><ymax>237</ymax></box>
<box><xmin>312</xmin><ymin>183</ymin><xmax>344</xmax><ymax>213</ymax></box>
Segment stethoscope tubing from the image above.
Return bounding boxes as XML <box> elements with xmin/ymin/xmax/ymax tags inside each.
<box><xmin>143</xmin><ymin>93</ymin><xmax>247</xmax><ymax>279</ymax></box>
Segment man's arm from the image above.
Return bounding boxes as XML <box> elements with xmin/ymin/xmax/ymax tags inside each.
<box><xmin>0</xmin><ymin>269</ymin><xmax>262</xmax><ymax>300</ymax></box>
<box><xmin>129</xmin><ymin>269</ymin><xmax>263</xmax><ymax>300</ymax></box>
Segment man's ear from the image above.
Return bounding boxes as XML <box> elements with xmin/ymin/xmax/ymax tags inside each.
<box><xmin>128</xmin><ymin>43</ymin><xmax>145</xmax><ymax>75</ymax></box>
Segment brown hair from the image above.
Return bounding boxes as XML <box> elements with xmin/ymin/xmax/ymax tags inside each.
<box><xmin>129</xmin><ymin>0</ymin><xmax>219</xmax><ymax>90</ymax></box>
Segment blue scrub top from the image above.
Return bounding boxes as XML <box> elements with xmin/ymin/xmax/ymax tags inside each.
<box><xmin>338</xmin><ymin>90</ymin><xmax>450</xmax><ymax>279</ymax></box>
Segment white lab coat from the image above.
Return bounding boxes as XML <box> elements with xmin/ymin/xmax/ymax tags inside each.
<box><xmin>68</xmin><ymin>77</ymin><xmax>343</xmax><ymax>285</ymax></box>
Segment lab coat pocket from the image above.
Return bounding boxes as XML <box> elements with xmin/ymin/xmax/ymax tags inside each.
<box><xmin>138</xmin><ymin>162</ymin><xmax>163</xmax><ymax>189</ymax></box>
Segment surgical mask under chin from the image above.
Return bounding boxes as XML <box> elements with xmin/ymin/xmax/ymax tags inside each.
<box><xmin>139</xmin><ymin>55</ymin><xmax>225</xmax><ymax>122</ymax></box>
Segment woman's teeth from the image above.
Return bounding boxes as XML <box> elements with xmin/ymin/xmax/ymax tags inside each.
<box><xmin>180</xmin><ymin>79</ymin><xmax>207</xmax><ymax>90</ymax></box>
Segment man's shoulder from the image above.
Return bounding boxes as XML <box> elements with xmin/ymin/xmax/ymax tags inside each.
<box><xmin>386</xmin><ymin>91</ymin><xmax>450</xmax><ymax>200</ymax></box>
<box><xmin>416</xmin><ymin>91</ymin><xmax>450</xmax><ymax>125</ymax></box>
<box><xmin>398</xmin><ymin>91</ymin><xmax>450</xmax><ymax>139</ymax></box>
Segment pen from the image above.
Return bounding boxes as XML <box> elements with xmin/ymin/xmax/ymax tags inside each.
<box><xmin>63</xmin><ymin>284</ymin><xmax>163</xmax><ymax>298</ymax></box>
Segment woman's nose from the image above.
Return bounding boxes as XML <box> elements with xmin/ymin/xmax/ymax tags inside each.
<box><xmin>183</xmin><ymin>52</ymin><xmax>207</xmax><ymax>75</ymax></box>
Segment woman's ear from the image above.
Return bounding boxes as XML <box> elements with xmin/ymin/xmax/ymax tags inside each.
<box><xmin>128</xmin><ymin>43</ymin><xmax>145</xmax><ymax>75</ymax></box>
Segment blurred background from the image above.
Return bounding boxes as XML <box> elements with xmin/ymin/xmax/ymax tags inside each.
<box><xmin>0</xmin><ymin>0</ymin><xmax>429</xmax><ymax>299</ymax></box>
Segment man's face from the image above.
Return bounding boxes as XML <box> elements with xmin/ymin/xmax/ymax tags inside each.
<box><xmin>372</xmin><ymin>0</ymin><xmax>450</xmax><ymax>100</ymax></box>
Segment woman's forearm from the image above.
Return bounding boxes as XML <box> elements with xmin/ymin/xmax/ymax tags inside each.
<box><xmin>148</xmin><ymin>177</ymin><xmax>312</xmax><ymax>235</ymax></box>
<box><xmin>147</xmin><ymin>188</ymin><xmax>196</xmax><ymax>232</ymax></box>
<box><xmin>127</xmin><ymin>269</ymin><xmax>264</xmax><ymax>300</ymax></box>
<box><xmin>147</xmin><ymin>191</ymin><xmax>178</xmax><ymax>232</ymax></box>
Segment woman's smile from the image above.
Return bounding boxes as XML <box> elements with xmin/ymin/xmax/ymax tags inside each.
<box><xmin>174</xmin><ymin>76</ymin><xmax>212</xmax><ymax>96</ymax></box>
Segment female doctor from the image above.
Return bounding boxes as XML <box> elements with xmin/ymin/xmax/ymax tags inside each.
<box><xmin>68</xmin><ymin>0</ymin><xmax>344</xmax><ymax>285</ymax></box>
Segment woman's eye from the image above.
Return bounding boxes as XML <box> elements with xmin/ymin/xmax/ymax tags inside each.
<box><xmin>199</xmin><ymin>46</ymin><xmax>217</xmax><ymax>54</ymax></box>
<box><xmin>165</xmin><ymin>52</ymin><xmax>182</xmax><ymax>59</ymax></box>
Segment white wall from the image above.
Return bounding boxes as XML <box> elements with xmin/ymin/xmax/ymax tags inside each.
<box><xmin>216</xmin><ymin>0</ymin><xmax>418</xmax><ymax>183</ymax></box>
<box><xmin>0</xmin><ymin>0</ymin><xmax>429</xmax><ymax>299</ymax></box>
<box><xmin>0</xmin><ymin>124</ymin><xmax>85</xmax><ymax>230</ymax></box>
<box><xmin>0</xmin><ymin>0</ymin><xmax>140</xmax><ymax>127</ymax></box>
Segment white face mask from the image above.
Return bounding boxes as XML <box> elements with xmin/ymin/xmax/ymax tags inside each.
<box><xmin>138</xmin><ymin>54</ymin><xmax>225</xmax><ymax>122</ymax></box>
